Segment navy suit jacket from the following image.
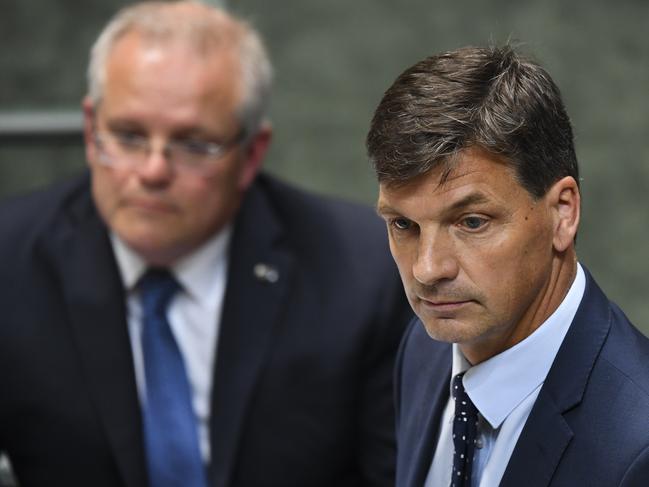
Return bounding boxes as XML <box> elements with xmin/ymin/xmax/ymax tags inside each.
<box><xmin>395</xmin><ymin>270</ymin><xmax>649</xmax><ymax>486</ymax></box>
<box><xmin>0</xmin><ymin>172</ymin><xmax>411</xmax><ymax>487</ymax></box>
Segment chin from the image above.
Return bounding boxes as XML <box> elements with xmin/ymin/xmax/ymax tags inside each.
<box><xmin>420</xmin><ymin>315</ymin><xmax>489</xmax><ymax>346</ymax></box>
<box><xmin>418</xmin><ymin>317</ymin><xmax>461</xmax><ymax>343</ymax></box>
<box><xmin>118</xmin><ymin>230</ymin><xmax>180</xmax><ymax>264</ymax></box>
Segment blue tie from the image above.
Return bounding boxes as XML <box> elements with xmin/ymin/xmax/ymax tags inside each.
<box><xmin>139</xmin><ymin>268</ymin><xmax>207</xmax><ymax>487</ymax></box>
<box><xmin>451</xmin><ymin>373</ymin><xmax>479</xmax><ymax>487</ymax></box>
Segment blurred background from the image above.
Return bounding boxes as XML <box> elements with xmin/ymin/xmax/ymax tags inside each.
<box><xmin>1</xmin><ymin>0</ymin><xmax>648</xmax><ymax>336</ymax></box>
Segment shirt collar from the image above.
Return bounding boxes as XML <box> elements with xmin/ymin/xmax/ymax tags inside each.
<box><xmin>111</xmin><ymin>235</ymin><xmax>146</xmax><ymax>291</ymax></box>
<box><xmin>451</xmin><ymin>263</ymin><xmax>586</xmax><ymax>429</ymax></box>
<box><xmin>110</xmin><ymin>225</ymin><xmax>232</xmax><ymax>308</ymax></box>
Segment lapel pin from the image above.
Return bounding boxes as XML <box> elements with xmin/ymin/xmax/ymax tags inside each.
<box><xmin>253</xmin><ymin>263</ymin><xmax>279</xmax><ymax>284</ymax></box>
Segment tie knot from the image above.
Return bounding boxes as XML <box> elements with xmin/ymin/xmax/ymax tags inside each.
<box><xmin>139</xmin><ymin>268</ymin><xmax>180</xmax><ymax>316</ymax></box>
<box><xmin>452</xmin><ymin>373</ymin><xmax>478</xmax><ymax>418</ymax></box>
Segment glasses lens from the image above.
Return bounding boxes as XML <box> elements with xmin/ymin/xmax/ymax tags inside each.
<box><xmin>96</xmin><ymin>131</ymin><xmax>148</xmax><ymax>167</ymax></box>
<box><xmin>94</xmin><ymin>128</ymin><xmax>240</xmax><ymax>172</ymax></box>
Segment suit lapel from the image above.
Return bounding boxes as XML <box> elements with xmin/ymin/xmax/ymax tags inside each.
<box><xmin>406</xmin><ymin>368</ymin><xmax>451</xmax><ymax>487</ymax></box>
<box><xmin>38</xmin><ymin>187</ymin><xmax>147</xmax><ymax>487</ymax></box>
<box><xmin>208</xmin><ymin>181</ymin><xmax>295</xmax><ymax>487</ymax></box>
<box><xmin>499</xmin><ymin>391</ymin><xmax>573</xmax><ymax>487</ymax></box>
<box><xmin>398</xmin><ymin>334</ymin><xmax>452</xmax><ymax>487</ymax></box>
<box><xmin>500</xmin><ymin>270</ymin><xmax>612</xmax><ymax>486</ymax></box>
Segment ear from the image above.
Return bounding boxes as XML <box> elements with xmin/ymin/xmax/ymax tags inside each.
<box><xmin>237</xmin><ymin>122</ymin><xmax>272</xmax><ymax>191</ymax></box>
<box><xmin>82</xmin><ymin>96</ymin><xmax>97</xmax><ymax>167</ymax></box>
<box><xmin>547</xmin><ymin>176</ymin><xmax>580</xmax><ymax>252</ymax></box>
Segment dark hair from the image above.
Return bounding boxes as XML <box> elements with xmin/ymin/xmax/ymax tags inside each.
<box><xmin>366</xmin><ymin>45</ymin><xmax>578</xmax><ymax>198</ymax></box>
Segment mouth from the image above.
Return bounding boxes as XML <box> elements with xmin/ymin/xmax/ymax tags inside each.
<box><xmin>416</xmin><ymin>296</ymin><xmax>474</xmax><ymax>314</ymax></box>
<box><xmin>124</xmin><ymin>197</ymin><xmax>176</xmax><ymax>214</ymax></box>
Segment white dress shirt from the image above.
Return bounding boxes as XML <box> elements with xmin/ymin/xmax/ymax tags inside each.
<box><xmin>425</xmin><ymin>264</ymin><xmax>586</xmax><ymax>487</ymax></box>
<box><xmin>111</xmin><ymin>226</ymin><xmax>232</xmax><ymax>462</ymax></box>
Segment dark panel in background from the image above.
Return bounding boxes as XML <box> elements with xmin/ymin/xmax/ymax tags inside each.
<box><xmin>1</xmin><ymin>0</ymin><xmax>648</xmax><ymax>332</ymax></box>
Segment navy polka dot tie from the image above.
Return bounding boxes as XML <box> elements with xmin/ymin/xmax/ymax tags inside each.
<box><xmin>451</xmin><ymin>373</ymin><xmax>479</xmax><ymax>487</ymax></box>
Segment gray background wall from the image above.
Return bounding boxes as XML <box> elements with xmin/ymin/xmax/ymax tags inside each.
<box><xmin>1</xmin><ymin>0</ymin><xmax>648</xmax><ymax>332</ymax></box>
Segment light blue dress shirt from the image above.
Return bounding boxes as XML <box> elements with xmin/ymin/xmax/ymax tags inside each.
<box><xmin>425</xmin><ymin>264</ymin><xmax>586</xmax><ymax>487</ymax></box>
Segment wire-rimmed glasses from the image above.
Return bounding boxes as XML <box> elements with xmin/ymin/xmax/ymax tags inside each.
<box><xmin>93</xmin><ymin>128</ymin><xmax>245</xmax><ymax>174</ymax></box>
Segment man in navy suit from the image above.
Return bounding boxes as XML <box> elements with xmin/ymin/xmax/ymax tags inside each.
<box><xmin>366</xmin><ymin>45</ymin><xmax>649</xmax><ymax>486</ymax></box>
<box><xmin>0</xmin><ymin>2</ymin><xmax>411</xmax><ymax>486</ymax></box>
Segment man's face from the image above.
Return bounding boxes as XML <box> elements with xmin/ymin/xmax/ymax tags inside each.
<box><xmin>83</xmin><ymin>32</ymin><xmax>269</xmax><ymax>265</ymax></box>
<box><xmin>377</xmin><ymin>148</ymin><xmax>578</xmax><ymax>364</ymax></box>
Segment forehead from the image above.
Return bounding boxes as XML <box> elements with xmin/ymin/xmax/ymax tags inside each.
<box><xmin>101</xmin><ymin>31</ymin><xmax>242</xmax><ymax>121</ymax></box>
<box><xmin>377</xmin><ymin>148</ymin><xmax>530</xmax><ymax>215</ymax></box>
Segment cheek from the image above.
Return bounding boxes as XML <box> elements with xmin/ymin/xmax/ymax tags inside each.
<box><xmin>177</xmin><ymin>179</ymin><xmax>222</xmax><ymax>213</ymax></box>
<box><xmin>388</xmin><ymin>239</ymin><xmax>413</xmax><ymax>278</ymax></box>
<box><xmin>458</xmin><ymin>229</ymin><xmax>544</xmax><ymax>301</ymax></box>
<box><xmin>486</xmin><ymin>233</ymin><xmax>551</xmax><ymax>308</ymax></box>
<box><xmin>389</xmin><ymin>242</ymin><xmax>420</xmax><ymax>306</ymax></box>
<box><xmin>175</xmin><ymin>175</ymin><xmax>238</xmax><ymax>227</ymax></box>
<box><xmin>503</xmin><ymin>219</ymin><xmax>555</xmax><ymax>288</ymax></box>
<box><xmin>91</xmin><ymin>167</ymin><xmax>128</xmax><ymax>215</ymax></box>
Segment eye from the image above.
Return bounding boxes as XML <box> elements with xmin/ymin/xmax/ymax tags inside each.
<box><xmin>176</xmin><ymin>139</ymin><xmax>213</xmax><ymax>156</ymax></box>
<box><xmin>112</xmin><ymin>129</ymin><xmax>146</xmax><ymax>149</ymax></box>
<box><xmin>391</xmin><ymin>217</ymin><xmax>413</xmax><ymax>231</ymax></box>
<box><xmin>174</xmin><ymin>139</ymin><xmax>229</xmax><ymax>163</ymax></box>
<box><xmin>459</xmin><ymin>215</ymin><xmax>488</xmax><ymax>231</ymax></box>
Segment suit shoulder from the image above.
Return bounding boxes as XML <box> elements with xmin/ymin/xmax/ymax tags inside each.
<box><xmin>256</xmin><ymin>172</ymin><xmax>389</xmax><ymax>258</ymax></box>
<box><xmin>258</xmin><ymin>173</ymin><xmax>382</xmax><ymax>228</ymax></box>
<box><xmin>600</xmin><ymin>302</ymin><xmax>649</xmax><ymax>398</ymax></box>
<box><xmin>0</xmin><ymin>172</ymin><xmax>91</xmax><ymax>246</ymax></box>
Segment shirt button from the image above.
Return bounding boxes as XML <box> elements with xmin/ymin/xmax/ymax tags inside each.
<box><xmin>475</xmin><ymin>438</ymin><xmax>484</xmax><ymax>449</ymax></box>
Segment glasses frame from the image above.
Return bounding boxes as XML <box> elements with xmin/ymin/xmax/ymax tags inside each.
<box><xmin>91</xmin><ymin>122</ymin><xmax>246</xmax><ymax>175</ymax></box>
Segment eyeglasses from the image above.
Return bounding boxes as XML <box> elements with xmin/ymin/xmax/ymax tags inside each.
<box><xmin>93</xmin><ymin>128</ymin><xmax>245</xmax><ymax>174</ymax></box>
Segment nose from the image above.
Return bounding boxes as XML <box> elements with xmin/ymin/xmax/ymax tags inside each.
<box><xmin>412</xmin><ymin>229</ymin><xmax>459</xmax><ymax>286</ymax></box>
<box><xmin>136</xmin><ymin>139</ymin><xmax>174</xmax><ymax>185</ymax></box>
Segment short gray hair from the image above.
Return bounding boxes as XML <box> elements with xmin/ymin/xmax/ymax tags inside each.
<box><xmin>87</xmin><ymin>0</ymin><xmax>273</xmax><ymax>137</ymax></box>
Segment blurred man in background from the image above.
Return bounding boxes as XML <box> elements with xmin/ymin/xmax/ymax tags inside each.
<box><xmin>367</xmin><ymin>45</ymin><xmax>649</xmax><ymax>486</ymax></box>
<box><xmin>0</xmin><ymin>2</ymin><xmax>410</xmax><ymax>486</ymax></box>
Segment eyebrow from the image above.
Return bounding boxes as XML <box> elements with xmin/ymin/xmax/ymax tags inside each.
<box><xmin>446</xmin><ymin>192</ymin><xmax>491</xmax><ymax>212</ymax></box>
<box><xmin>105</xmin><ymin>118</ymin><xmax>144</xmax><ymax>130</ymax></box>
<box><xmin>376</xmin><ymin>192</ymin><xmax>491</xmax><ymax>216</ymax></box>
<box><xmin>171</xmin><ymin>127</ymin><xmax>219</xmax><ymax>139</ymax></box>
<box><xmin>375</xmin><ymin>202</ymin><xmax>397</xmax><ymax>216</ymax></box>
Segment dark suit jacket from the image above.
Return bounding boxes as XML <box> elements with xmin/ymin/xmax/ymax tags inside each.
<box><xmin>395</xmin><ymin>270</ymin><xmax>649</xmax><ymax>487</ymax></box>
<box><xmin>0</xmin><ymin>172</ymin><xmax>411</xmax><ymax>487</ymax></box>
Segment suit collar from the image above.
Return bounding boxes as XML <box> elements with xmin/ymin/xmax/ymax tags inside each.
<box><xmin>37</xmin><ymin>178</ymin><xmax>148</xmax><ymax>487</ymax></box>
<box><xmin>539</xmin><ymin>268</ymin><xmax>611</xmax><ymax>410</ymax></box>
<box><xmin>500</xmin><ymin>269</ymin><xmax>612</xmax><ymax>486</ymax></box>
<box><xmin>208</xmin><ymin>177</ymin><xmax>296</xmax><ymax>487</ymax></box>
<box><xmin>398</xmin><ymin>329</ymin><xmax>452</xmax><ymax>487</ymax></box>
